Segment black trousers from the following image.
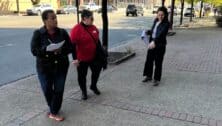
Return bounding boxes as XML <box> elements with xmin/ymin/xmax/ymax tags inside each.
<box><xmin>77</xmin><ymin>61</ymin><xmax>102</xmax><ymax>96</ymax></box>
<box><xmin>143</xmin><ymin>46</ymin><xmax>166</xmax><ymax>81</ymax></box>
<box><xmin>37</xmin><ymin>62</ymin><xmax>69</xmax><ymax>115</ymax></box>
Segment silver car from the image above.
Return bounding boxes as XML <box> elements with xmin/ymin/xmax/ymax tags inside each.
<box><xmin>56</xmin><ymin>5</ymin><xmax>77</xmax><ymax>14</ymax></box>
<box><xmin>26</xmin><ymin>3</ymin><xmax>53</xmax><ymax>16</ymax></box>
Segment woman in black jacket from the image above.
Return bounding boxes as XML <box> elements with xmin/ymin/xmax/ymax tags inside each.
<box><xmin>31</xmin><ymin>10</ymin><xmax>73</xmax><ymax>121</ymax></box>
<box><xmin>142</xmin><ymin>7</ymin><xmax>170</xmax><ymax>86</ymax></box>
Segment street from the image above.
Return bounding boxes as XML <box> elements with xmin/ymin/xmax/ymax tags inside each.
<box><xmin>0</xmin><ymin>9</ymin><xmax>154</xmax><ymax>85</ymax></box>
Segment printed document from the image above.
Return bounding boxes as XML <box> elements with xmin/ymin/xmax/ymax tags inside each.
<box><xmin>46</xmin><ymin>40</ymin><xmax>65</xmax><ymax>51</ymax></box>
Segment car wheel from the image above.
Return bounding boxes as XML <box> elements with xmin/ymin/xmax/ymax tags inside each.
<box><xmin>141</xmin><ymin>13</ymin><xmax>143</xmax><ymax>16</ymax></box>
<box><xmin>126</xmin><ymin>13</ymin><xmax>129</xmax><ymax>16</ymax></box>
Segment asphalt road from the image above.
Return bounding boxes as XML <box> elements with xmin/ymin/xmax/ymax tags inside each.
<box><xmin>0</xmin><ymin>14</ymin><xmax>154</xmax><ymax>86</ymax></box>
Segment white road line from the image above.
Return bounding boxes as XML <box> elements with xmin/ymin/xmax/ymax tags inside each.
<box><xmin>0</xmin><ymin>44</ymin><xmax>15</xmax><ymax>48</ymax></box>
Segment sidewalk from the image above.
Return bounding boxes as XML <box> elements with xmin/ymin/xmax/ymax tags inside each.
<box><xmin>1</xmin><ymin>27</ymin><xmax>222</xmax><ymax>126</ymax></box>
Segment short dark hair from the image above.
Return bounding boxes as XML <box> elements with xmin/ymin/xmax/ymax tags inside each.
<box><xmin>81</xmin><ymin>9</ymin><xmax>93</xmax><ymax>19</ymax></box>
<box><xmin>157</xmin><ymin>6</ymin><xmax>169</xmax><ymax>22</ymax></box>
<box><xmin>41</xmin><ymin>10</ymin><xmax>55</xmax><ymax>21</ymax></box>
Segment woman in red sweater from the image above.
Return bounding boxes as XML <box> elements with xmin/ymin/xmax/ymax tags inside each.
<box><xmin>70</xmin><ymin>10</ymin><xmax>102</xmax><ymax>100</ymax></box>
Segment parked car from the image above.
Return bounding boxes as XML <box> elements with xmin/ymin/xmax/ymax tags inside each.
<box><xmin>152</xmin><ymin>6</ymin><xmax>160</xmax><ymax>14</ymax></box>
<box><xmin>136</xmin><ymin>5</ymin><xmax>144</xmax><ymax>16</ymax></box>
<box><xmin>126</xmin><ymin>4</ymin><xmax>143</xmax><ymax>16</ymax></box>
<box><xmin>184</xmin><ymin>7</ymin><xmax>196</xmax><ymax>17</ymax></box>
<box><xmin>97</xmin><ymin>5</ymin><xmax>117</xmax><ymax>13</ymax></box>
<box><xmin>26</xmin><ymin>3</ymin><xmax>53</xmax><ymax>15</ymax></box>
<box><xmin>84</xmin><ymin>2</ymin><xmax>101</xmax><ymax>12</ymax></box>
<box><xmin>56</xmin><ymin>5</ymin><xmax>76</xmax><ymax>14</ymax></box>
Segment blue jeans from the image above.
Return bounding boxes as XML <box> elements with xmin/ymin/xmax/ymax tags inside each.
<box><xmin>37</xmin><ymin>63</ymin><xmax>69</xmax><ymax>115</ymax></box>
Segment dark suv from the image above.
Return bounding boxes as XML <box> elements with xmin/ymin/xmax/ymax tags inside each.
<box><xmin>126</xmin><ymin>4</ymin><xmax>143</xmax><ymax>16</ymax></box>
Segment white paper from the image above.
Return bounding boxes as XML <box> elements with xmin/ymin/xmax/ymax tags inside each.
<box><xmin>46</xmin><ymin>40</ymin><xmax>65</xmax><ymax>51</ymax></box>
<box><xmin>141</xmin><ymin>30</ymin><xmax>149</xmax><ymax>45</ymax></box>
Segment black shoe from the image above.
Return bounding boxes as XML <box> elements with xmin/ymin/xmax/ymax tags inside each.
<box><xmin>142</xmin><ymin>77</ymin><xmax>152</xmax><ymax>82</ymax></box>
<box><xmin>153</xmin><ymin>80</ymin><xmax>160</xmax><ymax>86</ymax></box>
<box><xmin>90</xmin><ymin>87</ymin><xmax>101</xmax><ymax>95</ymax></box>
<box><xmin>81</xmin><ymin>93</ymin><xmax>88</xmax><ymax>100</ymax></box>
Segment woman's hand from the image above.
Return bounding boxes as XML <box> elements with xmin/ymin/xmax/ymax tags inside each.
<box><xmin>72</xmin><ymin>59</ymin><xmax>80</xmax><ymax>67</ymax></box>
<box><xmin>148</xmin><ymin>41</ymin><xmax>156</xmax><ymax>49</ymax></box>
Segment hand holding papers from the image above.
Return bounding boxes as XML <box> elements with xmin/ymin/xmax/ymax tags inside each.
<box><xmin>46</xmin><ymin>40</ymin><xmax>65</xmax><ymax>52</ymax></box>
<box><xmin>141</xmin><ymin>30</ymin><xmax>149</xmax><ymax>45</ymax></box>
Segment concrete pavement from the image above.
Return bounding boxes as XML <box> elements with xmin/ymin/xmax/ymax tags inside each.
<box><xmin>1</xmin><ymin>26</ymin><xmax>222</xmax><ymax>126</ymax></box>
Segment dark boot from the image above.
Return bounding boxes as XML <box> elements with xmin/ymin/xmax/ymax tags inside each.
<box><xmin>90</xmin><ymin>86</ymin><xmax>101</xmax><ymax>95</ymax></box>
<box><xmin>142</xmin><ymin>76</ymin><xmax>152</xmax><ymax>82</ymax></box>
<box><xmin>153</xmin><ymin>80</ymin><xmax>160</xmax><ymax>86</ymax></box>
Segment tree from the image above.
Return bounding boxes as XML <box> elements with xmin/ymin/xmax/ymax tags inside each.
<box><xmin>169</xmin><ymin>0</ymin><xmax>176</xmax><ymax>29</ymax></box>
<box><xmin>180</xmin><ymin>0</ymin><xmax>185</xmax><ymax>25</ymax></box>
<box><xmin>190</xmin><ymin>0</ymin><xmax>194</xmax><ymax>22</ymax></box>
<box><xmin>31</xmin><ymin>0</ymin><xmax>40</xmax><ymax>5</ymax></box>
<box><xmin>199</xmin><ymin>0</ymin><xmax>203</xmax><ymax>18</ymax></box>
<box><xmin>162</xmin><ymin>0</ymin><xmax>165</xmax><ymax>7</ymax></box>
<box><xmin>101</xmin><ymin>0</ymin><xmax>108</xmax><ymax>50</ymax></box>
<box><xmin>206</xmin><ymin>0</ymin><xmax>222</xmax><ymax>6</ymax></box>
<box><xmin>75</xmin><ymin>0</ymin><xmax>80</xmax><ymax>23</ymax></box>
<box><xmin>16</xmin><ymin>0</ymin><xmax>19</xmax><ymax>13</ymax></box>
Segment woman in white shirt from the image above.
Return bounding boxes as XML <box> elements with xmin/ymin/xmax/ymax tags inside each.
<box><xmin>142</xmin><ymin>6</ymin><xmax>170</xmax><ymax>86</ymax></box>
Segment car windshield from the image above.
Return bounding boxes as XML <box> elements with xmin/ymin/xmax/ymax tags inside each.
<box><xmin>137</xmin><ymin>6</ymin><xmax>143</xmax><ymax>9</ymax></box>
<box><xmin>44</xmin><ymin>5</ymin><xmax>51</xmax><ymax>7</ymax></box>
<box><xmin>128</xmin><ymin>5</ymin><xmax>136</xmax><ymax>9</ymax></box>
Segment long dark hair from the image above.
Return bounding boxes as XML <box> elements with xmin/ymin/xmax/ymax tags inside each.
<box><xmin>157</xmin><ymin>6</ymin><xmax>169</xmax><ymax>22</ymax></box>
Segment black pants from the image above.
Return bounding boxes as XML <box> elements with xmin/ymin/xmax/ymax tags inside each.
<box><xmin>37</xmin><ymin>62</ymin><xmax>69</xmax><ymax>115</ymax></box>
<box><xmin>77</xmin><ymin>61</ymin><xmax>102</xmax><ymax>96</ymax></box>
<box><xmin>143</xmin><ymin>46</ymin><xmax>166</xmax><ymax>81</ymax></box>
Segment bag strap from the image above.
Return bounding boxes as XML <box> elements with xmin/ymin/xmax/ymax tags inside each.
<box><xmin>81</xmin><ymin>23</ymin><xmax>99</xmax><ymax>46</ymax></box>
